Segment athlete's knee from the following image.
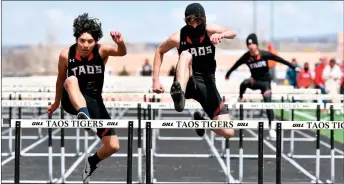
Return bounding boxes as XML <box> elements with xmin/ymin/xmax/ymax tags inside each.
<box><xmin>212</xmin><ymin>127</ymin><xmax>235</xmax><ymax>138</ymax></box>
<box><xmin>105</xmin><ymin>137</ymin><xmax>120</xmax><ymax>153</ymax></box>
<box><xmin>240</xmin><ymin>79</ymin><xmax>251</xmax><ymax>87</ymax></box>
<box><xmin>263</xmin><ymin>90</ymin><xmax>272</xmax><ymax>102</ymax></box>
<box><xmin>64</xmin><ymin>76</ymin><xmax>79</xmax><ymax>89</ymax></box>
<box><xmin>213</xmin><ymin>114</ymin><xmax>234</xmax><ymax>138</ymax></box>
<box><xmin>222</xmin><ymin>128</ymin><xmax>235</xmax><ymax>138</ymax></box>
<box><xmin>179</xmin><ymin>51</ymin><xmax>193</xmax><ymax>66</ymax></box>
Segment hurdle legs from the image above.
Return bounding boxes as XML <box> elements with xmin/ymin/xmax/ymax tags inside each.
<box><xmin>239</xmin><ymin>105</ymin><xmax>244</xmax><ymax>183</ymax></box>
<box><xmin>60</xmin><ymin>106</ymin><xmax>66</xmax><ymax>183</ymax></box>
<box><xmin>14</xmin><ymin>120</ymin><xmax>21</xmax><ymax>184</ymax></box>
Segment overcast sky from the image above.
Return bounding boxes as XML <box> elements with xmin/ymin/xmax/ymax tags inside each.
<box><xmin>2</xmin><ymin>1</ymin><xmax>343</xmax><ymax>46</ymax></box>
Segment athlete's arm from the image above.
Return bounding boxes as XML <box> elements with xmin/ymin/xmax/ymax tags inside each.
<box><xmin>153</xmin><ymin>32</ymin><xmax>179</xmax><ymax>81</ymax></box>
<box><xmin>263</xmin><ymin>51</ymin><xmax>295</xmax><ymax>69</ymax></box>
<box><xmin>225</xmin><ymin>54</ymin><xmax>246</xmax><ymax>79</ymax></box>
<box><xmin>206</xmin><ymin>24</ymin><xmax>236</xmax><ymax>39</ymax></box>
<box><xmin>54</xmin><ymin>49</ymin><xmax>68</xmax><ymax>105</ymax></box>
<box><xmin>100</xmin><ymin>42</ymin><xmax>127</xmax><ymax>57</ymax></box>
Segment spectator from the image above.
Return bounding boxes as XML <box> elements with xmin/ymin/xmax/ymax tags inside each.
<box><xmin>141</xmin><ymin>58</ymin><xmax>152</xmax><ymax>76</ymax></box>
<box><xmin>297</xmin><ymin>62</ymin><xmax>313</xmax><ymax>88</ymax></box>
<box><xmin>168</xmin><ymin>65</ymin><xmax>176</xmax><ymax>76</ymax></box>
<box><xmin>323</xmin><ymin>58</ymin><xmax>342</xmax><ymax>103</ymax></box>
<box><xmin>285</xmin><ymin>58</ymin><xmax>300</xmax><ymax>88</ymax></box>
<box><xmin>314</xmin><ymin>57</ymin><xmax>327</xmax><ymax>97</ymax></box>
<box><xmin>118</xmin><ymin>66</ymin><xmax>129</xmax><ymax>76</ymax></box>
<box><xmin>267</xmin><ymin>43</ymin><xmax>277</xmax><ymax>83</ymax></box>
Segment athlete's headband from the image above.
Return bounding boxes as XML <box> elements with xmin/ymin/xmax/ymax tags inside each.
<box><xmin>185</xmin><ymin>3</ymin><xmax>206</xmax><ymax>18</ymax></box>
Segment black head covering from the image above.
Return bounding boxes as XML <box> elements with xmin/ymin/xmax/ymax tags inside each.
<box><xmin>184</xmin><ymin>3</ymin><xmax>206</xmax><ymax>39</ymax></box>
<box><xmin>246</xmin><ymin>33</ymin><xmax>258</xmax><ymax>47</ymax></box>
<box><xmin>185</xmin><ymin>3</ymin><xmax>206</xmax><ymax>18</ymax></box>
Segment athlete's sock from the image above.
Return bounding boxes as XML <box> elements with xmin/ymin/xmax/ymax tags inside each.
<box><xmin>88</xmin><ymin>152</ymin><xmax>102</xmax><ymax>167</ymax></box>
<box><xmin>194</xmin><ymin>111</ymin><xmax>206</xmax><ymax>137</ymax></box>
<box><xmin>78</xmin><ymin>107</ymin><xmax>90</xmax><ymax>117</ymax></box>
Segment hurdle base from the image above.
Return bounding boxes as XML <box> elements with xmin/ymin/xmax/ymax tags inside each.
<box><xmin>155</xmin><ymin>153</ymin><xmax>280</xmax><ymax>159</ymax></box>
<box><xmin>1</xmin><ymin>178</ymin><xmax>59</xmax><ymax>183</ymax></box>
<box><xmin>325</xmin><ymin>179</ymin><xmax>335</xmax><ymax>184</ymax></box>
<box><xmin>311</xmin><ymin>180</ymin><xmax>321</xmax><ymax>184</ymax></box>
<box><xmin>63</xmin><ymin>181</ymin><xmax>141</xmax><ymax>184</ymax></box>
<box><xmin>287</xmin><ymin>154</ymin><xmax>344</xmax><ymax>159</ymax></box>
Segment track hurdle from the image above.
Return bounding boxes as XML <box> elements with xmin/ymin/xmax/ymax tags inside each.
<box><xmin>11</xmin><ymin>119</ymin><xmax>135</xmax><ymax>184</ymax></box>
<box><xmin>143</xmin><ymin>119</ymin><xmax>269</xmax><ymax>184</ymax></box>
<box><xmin>1</xmin><ymin>100</ymin><xmax>146</xmax><ymax>184</ymax></box>
<box><xmin>271</xmin><ymin>120</ymin><xmax>344</xmax><ymax>184</ymax></box>
<box><xmin>141</xmin><ymin>99</ymin><xmax>343</xmax><ymax>183</ymax></box>
<box><xmin>2</xmin><ymin>99</ymin><xmax>342</xmax><ymax>184</ymax></box>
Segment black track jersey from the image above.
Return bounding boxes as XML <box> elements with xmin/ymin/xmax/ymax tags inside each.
<box><xmin>67</xmin><ymin>44</ymin><xmax>105</xmax><ymax>97</ymax></box>
<box><xmin>226</xmin><ymin>50</ymin><xmax>295</xmax><ymax>81</ymax></box>
<box><xmin>178</xmin><ymin>25</ymin><xmax>216</xmax><ymax>83</ymax></box>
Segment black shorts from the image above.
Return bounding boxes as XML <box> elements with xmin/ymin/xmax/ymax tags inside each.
<box><xmin>61</xmin><ymin>88</ymin><xmax>116</xmax><ymax>138</ymax></box>
<box><xmin>246</xmin><ymin>77</ymin><xmax>271</xmax><ymax>95</ymax></box>
<box><xmin>178</xmin><ymin>76</ymin><xmax>228</xmax><ymax>119</ymax></box>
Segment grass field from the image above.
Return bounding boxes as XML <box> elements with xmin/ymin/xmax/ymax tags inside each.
<box><xmin>275</xmin><ymin>109</ymin><xmax>344</xmax><ymax>144</ymax></box>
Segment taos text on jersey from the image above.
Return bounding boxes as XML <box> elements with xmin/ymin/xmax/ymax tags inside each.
<box><xmin>70</xmin><ymin>65</ymin><xmax>102</xmax><ymax>76</ymax></box>
<box><xmin>249</xmin><ymin>60</ymin><xmax>267</xmax><ymax>69</ymax></box>
<box><xmin>188</xmin><ymin>46</ymin><xmax>212</xmax><ymax>57</ymax></box>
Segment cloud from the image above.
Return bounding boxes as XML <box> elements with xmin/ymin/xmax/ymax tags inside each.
<box><xmin>3</xmin><ymin>4</ymin><xmax>33</xmax><ymax>28</ymax></box>
<box><xmin>333</xmin><ymin>1</ymin><xmax>344</xmax><ymax>14</ymax></box>
<box><xmin>43</xmin><ymin>9</ymin><xmax>75</xmax><ymax>44</ymax></box>
<box><xmin>45</xmin><ymin>9</ymin><xmax>74</xmax><ymax>26</ymax></box>
<box><xmin>2</xmin><ymin>1</ymin><xmax>343</xmax><ymax>46</ymax></box>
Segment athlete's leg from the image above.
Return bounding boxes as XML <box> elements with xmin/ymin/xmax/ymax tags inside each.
<box><xmin>83</xmin><ymin>100</ymin><xmax>119</xmax><ymax>183</ymax></box>
<box><xmin>239</xmin><ymin>78</ymin><xmax>254</xmax><ymax>101</ymax></box>
<box><xmin>212</xmin><ymin>114</ymin><xmax>235</xmax><ymax>139</ymax></box>
<box><xmin>94</xmin><ymin>100</ymin><xmax>119</xmax><ymax>161</ymax></box>
<box><xmin>64</xmin><ymin>76</ymin><xmax>90</xmax><ymax>118</ymax></box>
<box><xmin>171</xmin><ymin>51</ymin><xmax>193</xmax><ymax>112</ymax></box>
<box><xmin>263</xmin><ymin>90</ymin><xmax>274</xmax><ymax>123</ymax></box>
<box><xmin>196</xmin><ymin>82</ymin><xmax>234</xmax><ymax>138</ymax></box>
<box><xmin>175</xmin><ymin>51</ymin><xmax>193</xmax><ymax>91</ymax></box>
<box><xmin>260</xmin><ymin>82</ymin><xmax>276</xmax><ymax>138</ymax></box>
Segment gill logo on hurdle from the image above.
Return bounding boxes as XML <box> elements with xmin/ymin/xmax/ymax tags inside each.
<box><xmin>271</xmin><ymin>121</ymin><xmax>344</xmax><ymax>130</ymax></box>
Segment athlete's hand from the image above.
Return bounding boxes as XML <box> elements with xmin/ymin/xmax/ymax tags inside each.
<box><xmin>46</xmin><ymin>102</ymin><xmax>59</xmax><ymax>115</ymax></box>
<box><xmin>152</xmin><ymin>80</ymin><xmax>165</xmax><ymax>94</ymax></box>
<box><xmin>110</xmin><ymin>31</ymin><xmax>124</xmax><ymax>43</ymax></box>
<box><xmin>225</xmin><ymin>72</ymin><xmax>230</xmax><ymax>80</ymax></box>
<box><xmin>210</xmin><ymin>33</ymin><xmax>224</xmax><ymax>45</ymax></box>
<box><xmin>295</xmin><ymin>67</ymin><xmax>301</xmax><ymax>72</ymax></box>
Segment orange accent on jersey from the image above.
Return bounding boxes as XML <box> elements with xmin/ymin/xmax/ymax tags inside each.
<box><xmin>186</xmin><ymin>36</ymin><xmax>193</xmax><ymax>44</ymax></box>
<box><xmin>200</xmin><ymin>35</ymin><xmax>205</xmax><ymax>43</ymax></box>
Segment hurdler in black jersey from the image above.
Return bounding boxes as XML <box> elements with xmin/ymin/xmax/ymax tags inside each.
<box><xmin>152</xmin><ymin>3</ymin><xmax>236</xmax><ymax>138</ymax></box>
<box><xmin>46</xmin><ymin>13</ymin><xmax>127</xmax><ymax>184</ymax></box>
<box><xmin>66</xmin><ymin>43</ymin><xmax>105</xmax><ymax>97</ymax></box>
<box><xmin>178</xmin><ymin>24</ymin><xmax>216</xmax><ymax>83</ymax></box>
<box><xmin>225</xmin><ymin>33</ymin><xmax>299</xmax><ymax>138</ymax></box>
<box><xmin>225</xmin><ymin>49</ymin><xmax>296</xmax><ymax>81</ymax></box>
<box><xmin>225</xmin><ymin>33</ymin><xmax>299</xmax><ymax>98</ymax></box>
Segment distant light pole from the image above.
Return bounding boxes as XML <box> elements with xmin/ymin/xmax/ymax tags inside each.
<box><xmin>270</xmin><ymin>1</ymin><xmax>274</xmax><ymax>43</ymax></box>
<box><xmin>253</xmin><ymin>1</ymin><xmax>257</xmax><ymax>33</ymax></box>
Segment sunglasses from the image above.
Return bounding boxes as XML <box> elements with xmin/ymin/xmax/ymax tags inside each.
<box><xmin>185</xmin><ymin>15</ymin><xmax>202</xmax><ymax>23</ymax></box>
